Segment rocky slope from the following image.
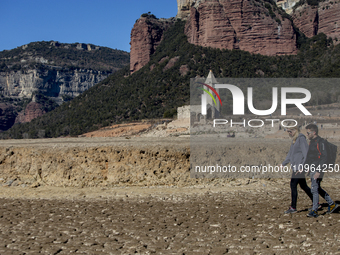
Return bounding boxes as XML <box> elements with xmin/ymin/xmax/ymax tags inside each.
<box><xmin>292</xmin><ymin>0</ymin><xmax>340</xmax><ymax>43</ymax></box>
<box><xmin>0</xmin><ymin>68</ymin><xmax>108</xmax><ymax>131</ymax></box>
<box><xmin>0</xmin><ymin>41</ymin><xmax>129</xmax><ymax>131</ymax></box>
<box><xmin>0</xmin><ymin>41</ymin><xmax>129</xmax><ymax>101</ymax></box>
<box><xmin>184</xmin><ymin>0</ymin><xmax>297</xmax><ymax>56</ymax></box>
<box><xmin>130</xmin><ymin>14</ymin><xmax>174</xmax><ymax>73</ymax></box>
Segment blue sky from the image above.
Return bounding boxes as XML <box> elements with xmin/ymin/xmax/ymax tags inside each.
<box><xmin>0</xmin><ymin>0</ymin><xmax>178</xmax><ymax>52</ymax></box>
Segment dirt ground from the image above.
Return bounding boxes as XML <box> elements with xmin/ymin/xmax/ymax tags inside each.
<box><xmin>1</xmin><ymin>135</ymin><xmax>340</xmax><ymax>254</ymax></box>
<box><xmin>1</xmin><ymin>179</ymin><xmax>340</xmax><ymax>254</ymax></box>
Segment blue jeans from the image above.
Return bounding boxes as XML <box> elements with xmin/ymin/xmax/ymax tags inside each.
<box><xmin>310</xmin><ymin>173</ymin><xmax>334</xmax><ymax>211</ymax></box>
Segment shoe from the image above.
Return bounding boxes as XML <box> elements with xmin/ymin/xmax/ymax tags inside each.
<box><xmin>308</xmin><ymin>203</ymin><xmax>322</xmax><ymax>211</ymax></box>
<box><xmin>327</xmin><ymin>203</ymin><xmax>339</xmax><ymax>214</ymax></box>
<box><xmin>307</xmin><ymin>210</ymin><xmax>319</xmax><ymax>218</ymax></box>
<box><xmin>284</xmin><ymin>207</ymin><xmax>297</xmax><ymax>214</ymax></box>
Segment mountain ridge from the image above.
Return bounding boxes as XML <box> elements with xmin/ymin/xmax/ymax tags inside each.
<box><xmin>0</xmin><ymin>41</ymin><xmax>129</xmax><ymax>72</ymax></box>
<box><xmin>2</xmin><ymin>20</ymin><xmax>340</xmax><ymax>139</ymax></box>
<box><xmin>0</xmin><ymin>41</ymin><xmax>130</xmax><ymax>131</ymax></box>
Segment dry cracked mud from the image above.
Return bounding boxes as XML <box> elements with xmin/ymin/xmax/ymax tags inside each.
<box><xmin>0</xmin><ymin>180</ymin><xmax>340</xmax><ymax>254</ymax></box>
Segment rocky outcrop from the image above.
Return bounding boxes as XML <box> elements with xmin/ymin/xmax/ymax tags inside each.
<box><xmin>0</xmin><ymin>41</ymin><xmax>129</xmax><ymax>101</ymax></box>
<box><xmin>318</xmin><ymin>1</ymin><xmax>340</xmax><ymax>43</ymax></box>
<box><xmin>184</xmin><ymin>0</ymin><xmax>297</xmax><ymax>56</ymax></box>
<box><xmin>130</xmin><ymin>15</ymin><xmax>174</xmax><ymax>74</ymax></box>
<box><xmin>131</xmin><ymin>0</ymin><xmax>300</xmax><ymax>73</ymax></box>
<box><xmin>163</xmin><ymin>56</ymin><xmax>181</xmax><ymax>72</ymax></box>
<box><xmin>177</xmin><ymin>0</ymin><xmax>206</xmax><ymax>19</ymax></box>
<box><xmin>0</xmin><ymin>68</ymin><xmax>109</xmax><ymax>130</ymax></box>
<box><xmin>0</xmin><ymin>68</ymin><xmax>108</xmax><ymax>102</ymax></box>
<box><xmin>0</xmin><ymin>103</ymin><xmax>17</xmax><ymax>132</ymax></box>
<box><xmin>292</xmin><ymin>0</ymin><xmax>340</xmax><ymax>43</ymax></box>
<box><xmin>179</xmin><ymin>64</ymin><xmax>189</xmax><ymax>76</ymax></box>
<box><xmin>291</xmin><ymin>5</ymin><xmax>318</xmax><ymax>38</ymax></box>
<box><xmin>0</xmin><ymin>41</ymin><xmax>129</xmax><ymax>130</ymax></box>
<box><xmin>177</xmin><ymin>0</ymin><xmax>196</xmax><ymax>19</ymax></box>
<box><xmin>15</xmin><ymin>101</ymin><xmax>46</xmax><ymax>124</ymax></box>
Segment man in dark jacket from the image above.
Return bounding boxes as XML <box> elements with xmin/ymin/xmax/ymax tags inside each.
<box><xmin>305</xmin><ymin>124</ymin><xmax>338</xmax><ymax>218</ymax></box>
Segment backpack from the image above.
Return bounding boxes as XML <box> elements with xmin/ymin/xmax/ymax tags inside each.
<box><xmin>317</xmin><ymin>138</ymin><xmax>337</xmax><ymax>166</ymax></box>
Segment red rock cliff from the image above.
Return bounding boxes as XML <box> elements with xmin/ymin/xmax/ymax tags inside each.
<box><xmin>292</xmin><ymin>0</ymin><xmax>340</xmax><ymax>43</ymax></box>
<box><xmin>185</xmin><ymin>0</ymin><xmax>297</xmax><ymax>56</ymax></box>
<box><xmin>130</xmin><ymin>15</ymin><xmax>174</xmax><ymax>74</ymax></box>
<box><xmin>291</xmin><ymin>5</ymin><xmax>318</xmax><ymax>38</ymax></box>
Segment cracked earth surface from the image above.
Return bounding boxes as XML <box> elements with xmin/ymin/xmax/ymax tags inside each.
<box><xmin>0</xmin><ymin>180</ymin><xmax>340</xmax><ymax>254</ymax></box>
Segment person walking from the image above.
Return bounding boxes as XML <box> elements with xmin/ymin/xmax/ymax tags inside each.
<box><xmin>305</xmin><ymin>123</ymin><xmax>338</xmax><ymax>218</ymax></box>
<box><xmin>281</xmin><ymin>126</ymin><xmax>313</xmax><ymax>214</ymax></box>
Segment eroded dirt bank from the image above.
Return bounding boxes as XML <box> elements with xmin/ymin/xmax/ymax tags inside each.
<box><xmin>0</xmin><ymin>137</ymin><xmax>192</xmax><ymax>187</ymax></box>
<box><xmin>0</xmin><ymin>137</ymin><xmax>298</xmax><ymax>187</ymax></box>
<box><xmin>1</xmin><ymin>138</ymin><xmax>340</xmax><ymax>254</ymax></box>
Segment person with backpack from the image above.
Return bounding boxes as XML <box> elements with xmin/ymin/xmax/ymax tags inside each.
<box><xmin>281</xmin><ymin>126</ymin><xmax>313</xmax><ymax>214</ymax></box>
<box><xmin>305</xmin><ymin>124</ymin><xmax>338</xmax><ymax>218</ymax></box>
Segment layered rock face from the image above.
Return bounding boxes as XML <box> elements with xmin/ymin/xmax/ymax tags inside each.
<box><xmin>318</xmin><ymin>1</ymin><xmax>340</xmax><ymax>42</ymax></box>
<box><xmin>0</xmin><ymin>68</ymin><xmax>108</xmax><ymax>130</ymax></box>
<box><xmin>185</xmin><ymin>0</ymin><xmax>297</xmax><ymax>56</ymax></box>
<box><xmin>291</xmin><ymin>5</ymin><xmax>318</xmax><ymax>38</ymax></box>
<box><xmin>130</xmin><ymin>15</ymin><xmax>174</xmax><ymax>73</ymax></box>
<box><xmin>0</xmin><ymin>69</ymin><xmax>108</xmax><ymax>101</ymax></box>
<box><xmin>131</xmin><ymin>0</ymin><xmax>299</xmax><ymax>74</ymax></box>
<box><xmin>292</xmin><ymin>0</ymin><xmax>340</xmax><ymax>43</ymax></box>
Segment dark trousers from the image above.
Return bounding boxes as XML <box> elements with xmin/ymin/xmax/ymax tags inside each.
<box><xmin>290</xmin><ymin>172</ymin><xmax>313</xmax><ymax>209</ymax></box>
